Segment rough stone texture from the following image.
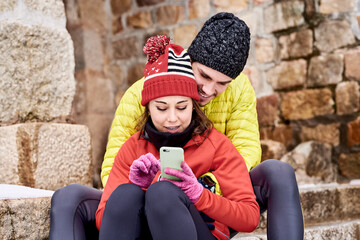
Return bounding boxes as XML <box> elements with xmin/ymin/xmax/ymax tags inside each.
<box><xmin>256</xmin><ymin>94</ymin><xmax>279</xmax><ymax>127</ymax></box>
<box><xmin>127</xmin><ymin>11</ymin><xmax>152</xmax><ymax>29</ymax></box>
<box><xmin>0</xmin><ymin>123</ymin><xmax>92</xmax><ymax>190</ymax></box>
<box><xmin>213</xmin><ymin>0</ymin><xmax>248</xmax><ymax>12</ymax></box>
<box><xmin>308</xmin><ymin>54</ymin><xmax>344</xmax><ymax>87</ymax></box>
<box><xmin>77</xmin><ymin>0</ymin><xmax>107</xmax><ymax>32</ymax></box>
<box><xmin>301</xmin><ymin>123</ymin><xmax>340</xmax><ymax>146</ymax></box>
<box><xmin>319</xmin><ymin>0</ymin><xmax>355</xmax><ymax>14</ymax></box>
<box><xmin>315</xmin><ymin>20</ymin><xmax>355</xmax><ymax>53</ymax></box>
<box><xmin>260</xmin><ymin>124</ymin><xmax>293</xmax><ymax>149</ymax></box>
<box><xmin>0</xmin><ymin>0</ymin><xmax>19</xmax><ymax>12</ymax></box>
<box><xmin>254</xmin><ymin>0</ymin><xmax>271</xmax><ymax>5</ymax></box>
<box><xmin>24</xmin><ymin>0</ymin><xmax>65</xmax><ymax>19</ymax></box>
<box><xmin>255</xmin><ymin>38</ymin><xmax>275</xmax><ymax>63</ymax></box>
<box><xmin>111</xmin><ymin>0</ymin><xmax>131</xmax><ymax>15</ymax></box>
<box><xmin>336</xmin><ymin>81</ymin><xmax>360</xmax><ymax>115</ymax></box>
<box><xmin>279</xmin><ymin>29</ymin><xmax>313</xmax><ymax>59</ymax></box>
<box><xmin>347</xmin><ymin>116</ymin><xmax>360</xmax><ymax>147</ymax></box>
<box><xmin>112</xmin><ymin>15</ymin><xmax>123</xmax><ymax>34</ymax></box>
<box><xmin>260</xmin><ymin>140</ymin><xmax>286</xmax><ymax>162</ymax></box>
<box><xmin>339</xmin><ymin>152</ymin><xmax>360</xmax><ymax>178</ymax></box>
<box><xmin>263</xmin><ymin>1</ymin><xmax>305</xmax><ymax>33</ymax></box>
<box><xmin>155</xmin><ymin>5</ymin><xmax>185</xmax><ymax>26</ymax></box>
<box><xmin>0</xmin><ymin>197</ymin><xmax>51</xmax><ymax>240</ymax></box>
<box><xmin>281</xmin><ymin>88</ymin><xmax>334</xmax><ymax>120</ymax></box>
<box><xmin>174</xmin><ymin>24</ymin><xmax>197</xmax><ymax>49</ymax></box>
<box><xmin>344</xmin><ymin>47</ymin><xmax>360</xmax><ymax>81</ymax></box>
<box><xmin>241</xmin><ymin>11</ymin><xmax>259</xmax><ymax>37</ymax></box>
<box><xmin>0</xmin><ymin>22</ymin><xmax>75</xmax><ymax>123</ymax></box>
<box><xmin>189</xmin><ymin>0</ymin><xmax>210</xmax><ymax>20</ymax></box>
<box><xmin>112</xmin><ymin>36</ymin><xmax>140</xmax><ymax>59</ymax></box>
<box><xmin>266</xmin><ymin>59</ymin><xmax>307</xmax><ymax>90</ymax></box>
<box><xmin>281</xmin><ymin>141</ymin><xmax>336</xmax><ymax>184</ymax></box>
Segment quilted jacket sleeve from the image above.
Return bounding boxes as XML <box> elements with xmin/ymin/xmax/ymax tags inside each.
<box><xmin>226</xmin><ymin>73</ymin><xmax>261</xmax><ymax>171</ymax></box>
<box><xmin>101</xmin><ymin>78</ymin><xmax>145</xmax><ymax>187</ymax></box>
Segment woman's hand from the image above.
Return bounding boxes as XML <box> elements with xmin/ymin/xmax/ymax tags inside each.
<box><xmin>129</xmin><ymin>153</ymin><xmax>160</xmax><ymax>188</ymax></box>
<box><xmin>161</xmin><ymin>161</ymin><xmax>203</xmax><ymax>203</ymax></box>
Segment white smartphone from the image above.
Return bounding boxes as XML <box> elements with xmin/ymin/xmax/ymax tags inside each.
<box><xmin>160</xmin><ymin>146</ymin><xmax>184</xmax><ymax>181</ymax></box>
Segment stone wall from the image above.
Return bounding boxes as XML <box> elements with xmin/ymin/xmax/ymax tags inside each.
<box><xmin>64</xmin><ymin>0</ymin><xmax>360</xmax><ymax>187</ymax></box>
<box><xmin>0</xmin><ymin>0</ymin><xmax>93</xmax><ymax>190</ymax></box>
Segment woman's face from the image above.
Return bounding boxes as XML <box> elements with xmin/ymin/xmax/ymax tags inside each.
<box><xmin>149</xmin><ymin>96</ymin><xmax>193</xmax><ymax>133</ymax></box>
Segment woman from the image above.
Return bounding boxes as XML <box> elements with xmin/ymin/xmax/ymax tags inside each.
<box><xmin>95</xmin><ymin>36</ymin><xmax>260</xmax><ymax>240</ymax></box>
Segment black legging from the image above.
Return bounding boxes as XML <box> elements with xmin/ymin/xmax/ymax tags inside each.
<box><xmin>99</xmin><ymin>182</ymin><xmax>216</xmax><ymax>240</ymax></box>
<box><xmin>49</xmin><ymin>159</ymin><xmax>304</xmax><ymax>240</ymax></box>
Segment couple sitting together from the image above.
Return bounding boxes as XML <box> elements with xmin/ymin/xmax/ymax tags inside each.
<box><xmin>49</xmin><ymin>12</ymin><xmax>304</xmax><ymax>240</ymax></box>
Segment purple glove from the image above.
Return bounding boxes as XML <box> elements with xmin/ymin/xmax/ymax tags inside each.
<box><xmin>162</xmin><ymin>161</ymin><xmax>203</xmax><ymax>203</ymax></box>
<box><xmin>129</xmin><ymin>153</ymin><xmax>160</xmax><ymax>189</ymax></box>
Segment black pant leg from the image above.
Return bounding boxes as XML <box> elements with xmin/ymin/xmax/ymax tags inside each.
<box><xmin>99</xmin><ymin>184</ymin><xmax>151</xmax><ymax>240</ymax></box>
<box><xmin>145</xmin><ymin>181</ymin><xmax>216</xmax><ymax>240</ymax></box>
<box><xmin>249</xmin><ymin>159</ymin><xmax>304</xmax><ymax>240</ymax></box>
<box><xmin>49</xmin><ymin>184</ymin><xmax>102</xmax><ymax>240</ymax></box>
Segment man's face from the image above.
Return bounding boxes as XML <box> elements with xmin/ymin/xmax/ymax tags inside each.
<box><xmin>191</xmin><ymin>62</ymin><xmax>233</xmax><ymax>106</ymax></box>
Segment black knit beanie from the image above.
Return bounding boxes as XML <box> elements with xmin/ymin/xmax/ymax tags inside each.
<box><xmin>188</xmin><ymin>12</ymin><xmax>250</xmax><ymax>79</ymax></box>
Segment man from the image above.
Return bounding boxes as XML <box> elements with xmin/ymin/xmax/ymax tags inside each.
<box><xmin>50</xmin><ymin>12</ymin><xmax>304</xmax><ymax>240</ymax></box>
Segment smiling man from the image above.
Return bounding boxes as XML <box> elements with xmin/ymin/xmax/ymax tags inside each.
<box><xmin>49</xmin><ymin>12</ymin><xmax>303</xmax><ymax>240</ymax></box>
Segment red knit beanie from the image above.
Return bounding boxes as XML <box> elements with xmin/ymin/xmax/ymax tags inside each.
<box><xmin>141</xmin><ymin>35</ymin><xmax>200</xmax><ymax>106</ymax></box>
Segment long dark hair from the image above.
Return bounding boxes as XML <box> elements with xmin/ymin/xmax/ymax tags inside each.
<box><xmin>136</xmin><ymin>99</ymin><xmax>213</xmax><ymax>138</ymax></box>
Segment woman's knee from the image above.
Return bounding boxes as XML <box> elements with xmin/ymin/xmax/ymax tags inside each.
<box><xmin>105</xmin><ymin>184</ymin><xmax>145</xmax><ymax>217</ymax></box>
<box><xmin>252</xmin><ymin>160</ymin><xmax>297</xmax><ymax>187</ymax></box>
<box><xmin>51</xmin><ymin>184</ymin><xmax>102</xmax><ymax>212</ymax></box>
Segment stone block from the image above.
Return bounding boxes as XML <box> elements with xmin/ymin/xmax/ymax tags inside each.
<box><xmin>308</xmin><ymin>54</ymin><xmax>343</xmax><ymax>87</ymax></box>
<box><xmin>0</xmin><ymin>123</ymin><xmax>92</xmax><ymax>190</ymax></box>
<box><xmin>255</xmin><ymin>38</ymin><xmax>275</xmax><ymax>63</ymax></box>
<box><xmin>23</xmin><ymin>0</ymin><xmax>65</xmax><ymax>19</ymax></box>
<box><xmin>0</xmin><ymin>22</ymin><xmax>75</xmax><ymax>123</ymax></box>
<box><xmin>173</xmin><ymin>24</ymin><xmax>197</xmax><ymax>49</ymax></box>
<box><xmin>112</xmin><ymin>36</ymin><xmax>140</xmax><ymax>59</ymax></box>
<box><xmin>110</xmin><ymin>0</ymin><xmax>131</xmax><ymax>15</ymax></box>
<box><xmin>344</xmin><ymin>47</ymin><xmax>360</xmax><ymax>81</ymax></box>
<box><xmin>281</xmin><ymin>88</ymin><xmax>334</xmax><ymax>120</ymax></box>
<box><xmin>319</xmin><ymin>0</ymin><xmax>355</xmax><ymax>14</ymax></box>
<box><xmin>339</xmin><ymin>152</ymin><xmax>360</xmax><ymax>178</ymax></box>
<box><xmin>266</xmin><ymin>59</ymin><xmax>307</xmax><ymax>90</ymax></box>
<box><xmin>213</xmin><ymin>0</ymin><xmax>248</xmax><ymax>12</ymax></box>
<box><xmin>0</xmin><ymin>197</ymin><xmax>51</xmax><ymax>240</ymax></box>
<box><xmin>256</xmin><ymin>94</ymin><xmax>279</xmax><ymax>127</ymax></box>
<box><xmin>281</xmin><ymin>141</ymin><xmax>336</xmax><ymax>184</ymax></box>
<box><xmin>336</xmin><ymin>81</ymin><xmax>359</xmax><ymax>115</ymax></box>
<box><xmin>279</xmin><ymin>29</ymin><xmax>313</xmax><ymax>59</ymax></box>
<box><xmin>260</xmin><ymin>140</ymin><xmax>286</xmax><ymax>162</ymax></box>
<box><xmin>189</xmin><ymin>0</ymin><xmax>210</xmax><ymax>20</ymax></box>
<box><xmin>301</xmin><ymin>123</ymin><xmax>340</xmax><ymax>146</ymax></box>
<box><xmin>127</xmin><ymin>11</ymin><xmax>152</xmax><ymax>29</ymax></box>
<box><xmin>264</xmin><ymin>1</ymin><xmax>305</xmax><ymax>33</ymax></box>
<box><xmin>347</xmin><ymin>116</ymin><xmax>360</xmax><ymax>147</ymax></box>
<box><xmin>77</xmin><ymin>0</ymin><xmax>107</xmax><ymax>31</ymax></box>
<box><xmin>337</xmin><ymin>184</ymin><xmax>360</xmax><ymax>218</ymax></box>
<box><xmin>315</xmin><ymin>20</ymin><xmax>355</xmax><ymax>53</ymax></box>
<box><xmin>155</xmin><ymin>5</ymin><xmax>185</xmax><ymax>26</ymax></box>
<box><xmin>243</xmin><ymin>66</ymin><xmax>260</xmax><ymax>93</ymax></box>
<box><xmin>0</xmin><ymin>0</ymin><xmax>17</xmax><ymax>12</ymax></box>
<box><xmin>260</xmin><ymin>124</ymin><xmax>293</xmax><ymax>149</ymax></box>
<box><xmin>112</xmin><ymin>15</ymin><xmax>123</xmax><ymax>35</ymax></box>
<box><xmin>81</xmin><ymin>28</ymin><xmax>105</xmax><ymax>71</ymax></box>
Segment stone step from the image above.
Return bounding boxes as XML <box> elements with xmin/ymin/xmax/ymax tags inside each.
<box><xmin>0</xmin><ymin>182</ymin><xmax>359</xmax><ymax>239</ymax></box>
<box><xmin>253</xmin><ymin>182</ymin><xmax>360</xmax><ymax>233</ymax></box>
<box><xmin>0</xmin><ymin>184</ymin><xmax>53</xmax><ymax>240</ymax></box>
<box><xmin>234</xmin><ymin>219</ymin><xmax>360</xmax><ymax>239</ymax></box>
<box><xmin>0</xmin><ymin>123</ymin><xmax>93</xmax><ymax>191</ymax></box>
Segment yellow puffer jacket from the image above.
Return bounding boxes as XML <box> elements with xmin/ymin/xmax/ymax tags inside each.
<box><xmin>101</xmin><ymin>73</ymin><xmax>261</xmax><ymax>187</ymax></box>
